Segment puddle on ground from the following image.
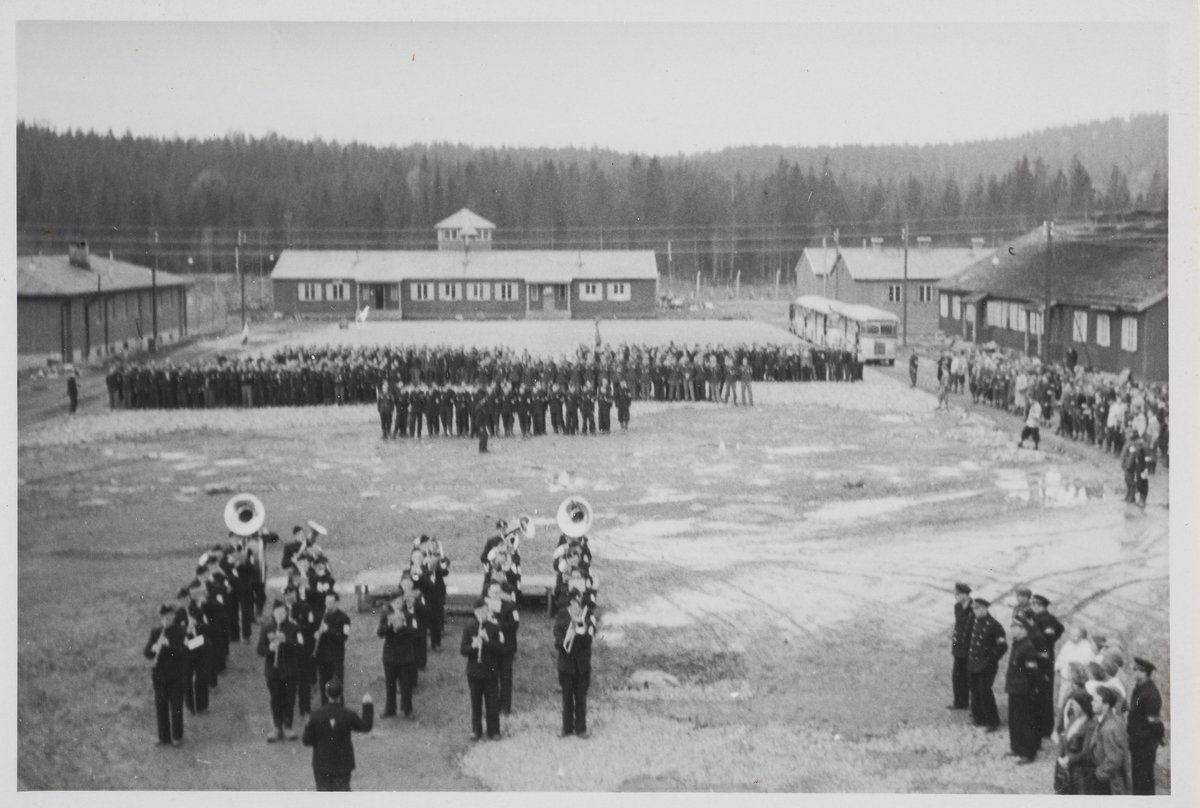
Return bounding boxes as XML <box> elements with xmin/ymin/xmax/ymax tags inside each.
<box><xmin>804</xmin><ymin>490</ymin><xmax>982</xmax><ymax>523</ymax></box>
<box><xmin>636</xmin><ymin>485</ymin><xmax>701</xmax><ymax>505</ymax></box>
<box><xmin>993</xmin><ymin>466</ymin><xmax>1102</xmax><ymax>507</ymax></box>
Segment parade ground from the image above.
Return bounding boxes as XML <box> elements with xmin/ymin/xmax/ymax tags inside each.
<box><xmin>16</xmin><ymin>318</ymin><xmax>1169</xmax><ymax>792</ymax></box>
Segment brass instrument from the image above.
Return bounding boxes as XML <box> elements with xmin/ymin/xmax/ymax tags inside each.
<box><xmin>503</xmin><ymin>514</ymin><xmax>536</xmax><ymax>551</ymax></box>
<box><xmin>224</xmin><ymin>493</ymin><xmax>266</xmax><ymax>536</ymax></box>
<box><xmin>563</xmin><ymin>605</ymin><xmax>589</xmax><ymax>654</ymax></box>
<box><xmin>271</xmin><ymin>623</ymin><xmax>286</xmax><ymax>668</ymax></box>
<box><xmin>556</xmin><ymin>497</ymin><xmax>592</xmax><ymax>539</ymax></box>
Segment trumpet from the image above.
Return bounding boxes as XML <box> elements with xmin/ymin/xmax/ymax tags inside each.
<box><xmin>152</xmin><ymin>631</ymin><xmax>171</xmax><ymax>663</ymax></box>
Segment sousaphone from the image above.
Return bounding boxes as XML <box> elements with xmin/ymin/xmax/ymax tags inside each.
<box><xmin>224</xmin><ymin>492</ymin><xmax>266</xmax><ymax>537</ymax></box>
<box><xmin>556</xmin><ymin>496</ymin><xmax>593</xmax><ymax>539</ymax></box>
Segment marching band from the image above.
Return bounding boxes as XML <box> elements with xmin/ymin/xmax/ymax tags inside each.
<box><xmin>143</xmin><ymin>491</ymin><xmax>601</xmax><ymax>777</ymax></box>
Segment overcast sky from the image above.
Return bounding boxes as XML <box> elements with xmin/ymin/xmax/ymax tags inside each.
<box><xmin>16</xmin><ymin>20</ymin><xmax>1169</xmax><ymax>155</ymax></box>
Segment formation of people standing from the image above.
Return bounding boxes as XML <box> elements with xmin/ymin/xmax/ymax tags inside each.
<box><xmin>949</xmin><ymin>582</ymin><xmax>1166</xmax><ymax>794</ymax></box>
<box><xmin>104</xmin><ymin>336</ymin><xmax>870</xmax><ymax>414</ymax></box>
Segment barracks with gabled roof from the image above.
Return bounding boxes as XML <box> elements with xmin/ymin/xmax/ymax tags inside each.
<box><xmin>270</xmin><ymin>209</ymin><xmax>659</xmax><ymax>320</ymax></box>
<box><xmin>937</xmin><ymin>220</ymin><xmax>1168</xmax><ymax>382</ymax></box>
<box><xmin>18</xmin><ymin>242</ymin><xmax>191</xmax><ymax>364</ymax></box>
<box><xmin>794</xmin><ymin>239</ymin><xmax>995</xmax><ymax>335</ymax></box>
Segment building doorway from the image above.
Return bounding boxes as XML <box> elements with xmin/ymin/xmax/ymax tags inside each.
<box><xmin>543</xmin><ymin>285</ymin><xmax>555</xmax><ymax>311</ymax></box>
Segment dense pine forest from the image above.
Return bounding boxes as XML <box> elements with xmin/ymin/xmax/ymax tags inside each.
<box><xmin>16</xmin><ymin>115</ymin><xmax>1166</xmax><ymax>283</ymax></box>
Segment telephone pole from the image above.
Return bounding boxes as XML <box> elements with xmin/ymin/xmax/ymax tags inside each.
<box><xmin>901</xmin><ymin>225</ymin><xmax>909</xmax><ymax>348</ymax></box>
<box><xmin>237</xmin><ymin>230</ymin><xmax>246</xmax><ymax>329</ymax></box>
<box><xmin>1042</xmin><ymin>220</ymin><xmax>1055</xmax><ymax>361</ymax></box>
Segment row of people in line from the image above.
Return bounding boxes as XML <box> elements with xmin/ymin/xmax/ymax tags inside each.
<box><xmin>373</xmin><ymin>379</ymin><xmax>633</xmax><ymax>441</ymax></box>
<box><xmin>106</xmin><ymin>336</ymin><xmax>861</xmax><ymax>412</ymax></box>
<box><xmin>950</xmin><ymin>582</ymin><xmax>1166</xmax><ymax>794</ymax></box>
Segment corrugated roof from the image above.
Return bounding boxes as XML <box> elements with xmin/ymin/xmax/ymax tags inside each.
<box><xmin>797</xmin><ymin>246</ymin><xmax>993</xmax><ymax>281</ymax></box>
<box><xmin>937</xmin><ymin>227</ymin><xmax>1167</xmax><ymax>311</ymax></box>
<box><xmin>271</xmin><ymin>249</ymin><xmax>660</xmax><ymax>284</ymax></box>
<box><xmin>434</xmin><ymin>208</ymin><xmax>496</xmax><ymax>231</ymax></box>
<box><xmin>17</xmin><ymin>254</ymin><xmax>190</xmax><ymax>297</ymax></box>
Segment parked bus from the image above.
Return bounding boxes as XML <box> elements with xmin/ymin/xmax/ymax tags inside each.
<box><xmin>789</xmin><ymin>295</ymin><xmax>899</xmax><ymax>365</ymax></box>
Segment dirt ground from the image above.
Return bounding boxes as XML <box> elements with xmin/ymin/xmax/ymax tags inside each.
<box><xmin>17</xmin><ymin>317</ymin><xmax>1170</xmax><ymax>792</ymax></box>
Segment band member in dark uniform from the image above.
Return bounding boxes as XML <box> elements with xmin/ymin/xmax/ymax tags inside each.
<box><xmin>377</xmin><ymin>596</ymin><xmax>420</xmax><ymax>718</ymax></box>
<box><xmin>315</xmin><ymin>591</ymin><xmax>351</xmax><ymax>705</ymax></box>
<box><xmin>284</xmin><ymin>578</ymin><xmax>317</xmax><ymax>718</ymax></box>
<box><xmin>302</xmin><ymin>676</ymin><xmax>373</xmax><ymax>791</ymax></box>
<box><xmin>257</xmin><ymin>599</ymin><xmax>301</xmax><ymax>742</ymax></box>
<box><xmin>486</xmin><ymin>581</ymin><xmax>519</xmax><ymax>716</ymax></box>
<box><xmin>461</xmin><ymin>598</ymin><xmax>504</xmax><ymax>740</ymax></box>
<box><xmin>419</xmin><ymin>536</ymin><xmax>450</xmax><ymax>651</ymax></box>
<box><xmin>554</xmin><ymin>593</ymin><xmax>596</xmax><ymax>738</ymax></box>
<box><xmin>1005</xmin><ymin>620</ymin><xmax>1042</xmax><ymax>763</ymax></box>
<box><xmin>177</xmin><ymin>586</ymin><xmax>209</xmax><ymax>715</ymax></box>
<box><xmin>967</xmin><ymin>598</ymin><xmax>1008</xmax><ymax>731</ymax></box>
<box><xmin>145</xmin><ymin>604</ymin><xmax>188</xmax><ymax>746</ymax></box>
<box><xmin>615</xmin><ymin>381</ymin><xmax>632</xmax><ymax>431</ymax></box>
<box><xmin>949</xmin><ymin>582</ymin><xmax>974</xmax><ymax>710</ymax></box>
<box><xmin>1127</xmin><ymin>657</ymin><xmax>1166</xmax><ymax>795</ymax></box>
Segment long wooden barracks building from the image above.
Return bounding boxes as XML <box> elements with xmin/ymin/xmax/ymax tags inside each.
<box><xmin>271</xmin><ymin>209</ymin><xmax>659</xmax><ymax>320</ymax></box>
<box><xmin>937</xmin><ymin>219</ymin><xmax>1168</xmax><ymax>382</ymax></box>
<box><xmin>18</xmin><ymin>242</ymin><xmax>191</xmax><ymax>364</ymax></box>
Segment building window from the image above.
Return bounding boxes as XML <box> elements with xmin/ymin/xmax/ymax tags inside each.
<box><xmin>579</xmin><ymin>282</ymin><xmax>603</xmax><ymax>302</ymax></box>
<box><xmin>951</xmin><ymin>295</ymin><xmax>962</xmax><ymax>320</ymax></box>
<box><xmin>964</xmin><ymin>303</ymin><xmax>976</xmax><ymax>323</ymax></box>
<box><xmin>1072</xmin><ymin>311</ymin><xmax>1088</xmax><ymax>343</ymax></box>
<box><xmin>496</xmin><ymin>283</ymin><xmax>517</xmax><ymax>301</ymax></box>
<box><xmin>411</xmin><ymin>282</ymin><xmax>431</xmax><ymax>301</ymax></box>
<box><xmin>440</xmin><ymin>282</ymin><xmax>461</xmax><ymax>301</ymax></box>
<box><xmin>919</xmin><ymin>284</ymin><xmax>934</xmax><ymax>303</ymax></box>
<box><xmin>1096</xmin><ymin>313</ymin><xmax>1111</xmax><ymax>347</ymax></box>
<box><xmin>1018</xmin><ymin>308</ymin><xmax>1028</xmax><ymax>333</ymax></box>
<box><xmin>887</xmin><ymin>284</ymin><xmax>901</xmax><ymax>303</ymax></box>
<box><xmin>466</xmin><ymin>282</ymin><xmax>491</xmax><ymax>301</ymax></box>
<box><xmin>1029</xmin><ymin>311</ymin><xmax>1043</xmax><ymax>336</ymax></box>
<box><xmin>1120</xmin><ymin>316</ymin><xmax>1138</xmax><ymax>352</ymax></box>
<box><xmin>326</xmin><ymin>282</ymin><xmax>348</xmax><ymax>301</ymax></box>
<box><xmin>939</xmin><ymin>293</ymin><xmax>949</xmax><ymax>318</ymax></box>
<box><xmin>299</xmin><ymin>282</ymin><xmax>322</xmax><ymax>302</ymax></box>
<box><xmin>608</xmin><ymin>282</ymin><xmax>630</xmax><ymax>301</ymax></box>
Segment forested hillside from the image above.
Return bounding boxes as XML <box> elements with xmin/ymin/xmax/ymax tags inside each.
<box><xmin>16</xmin><ymin>115</ymin><xmax>1167</xmax><ymax>282</ymax></box>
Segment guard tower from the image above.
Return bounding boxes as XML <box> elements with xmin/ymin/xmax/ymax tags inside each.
<box><xmin>435</xmin><ymin>208</ymin><xmax>496</xmax><ymax>251</ymax></box>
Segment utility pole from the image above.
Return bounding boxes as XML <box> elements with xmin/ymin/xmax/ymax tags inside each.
<box><xmin>237</xmin><ymin>230</ymin><xmax>246</xmax><ymax>330</ymax></box>
<box><xmin>1042</xmin><ymin>219</ymin><xmax>1055</xmax><ymax>361</ymax></box>
<box><xmin>151</xmin><ymin>230</ymin><xmax>158</xmax><ymax>353</ymax></box>
<box><xmin>901</xmin><ymin>224</ymin><xmax>909</xmax><ymax>348</ymax></box>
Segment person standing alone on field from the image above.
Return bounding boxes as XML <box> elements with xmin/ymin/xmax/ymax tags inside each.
<box><xmin>302</xmin><ymin>676</ymin><xmax>373</xmax><ymax>791</ymax></box>
<box><xmin>909</xmin><ymin>352</ymin><xmax>919</xmax><ymax>387</ymax></box>
<box><xmin>1017</xmin><ymin>398</ymin><xmax>1043</xmax><ymax>450</ymax></box>
<box><xmin>66</xmin><ymin>366</ymin><xmax>79</xmax><ymax>414</ymax></box>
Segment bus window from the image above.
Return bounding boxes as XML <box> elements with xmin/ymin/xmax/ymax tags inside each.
<box><xmin>879</xmin><ymin>323</ymin><xmax>897</xmax><ymax>336</ymax></box>
<box><xmin>863</xmin><ymin>324</ymin><xmax>880</xmax><ymax>335</ymax></box>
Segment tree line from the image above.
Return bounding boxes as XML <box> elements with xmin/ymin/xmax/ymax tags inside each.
<box><xmin>16</xmin><ymin>120</ymin><xmax>1167</xmax><ymax>283</ymax></box>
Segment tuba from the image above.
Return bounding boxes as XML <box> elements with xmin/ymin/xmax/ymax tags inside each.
<box><xmin>224</xmin><ymin>493</ymin><xmax>266</xmax><ymax>537</ymax></box>
<box><xmin>503</xmin><ymin>514</ymin><xmax>536</xmax><ymax>549</ymax></box>
<box><xmin>556</xmin><ymin>496</ymin><xmax>593</xmax><ymax>539</ymax></box>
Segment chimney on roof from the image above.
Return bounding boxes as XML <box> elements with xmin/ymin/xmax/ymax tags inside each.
<box><xmin>69</xmin><ymin>241</ymin><xmax>90</xmax><ymax>269</ymax></box>
<box><xmin>870</xmin><ymin>237</ymin><xmax>883</xmax><ymax>251</ymax></box>
<box><xmin>916</xmin><ymin>236</ymin><xmax>932</xmax><ymax>250</ymax></box>
<box><xmin>970</xmin><ymin>237</ymin><xmax>985</xmax><ymax>253</ymax></box>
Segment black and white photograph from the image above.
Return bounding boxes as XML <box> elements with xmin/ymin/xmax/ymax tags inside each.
<box><xmin>9</xmin><ymin>1</ymin><xmax>1198</xmax><ymax>796</ymax></box>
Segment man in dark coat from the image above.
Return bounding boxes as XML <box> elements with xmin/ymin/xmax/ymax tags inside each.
<box><xmin>555</xmin><ymin>593</ymin><xmax>596</xmax><ymax>737</ymax></box>
<box><xmin>461</xmin><ymin>598</ymin><xmax>504</xmax><ymax>740</ymax></box>
<box><xmin>377</xmin><ymin>597</ymin><xmax>420</xmax><ymax>718</ymax></box>
<box><xmin>1029</xmin><ymin>594</ymin><xmax>1065</xmax><ymax>737</ymax></box>
<box><xmin>66</xmin><ymin>368</ymin><xmax>79</xmax><ymax>414</ymax></box>
<box><xmin>1127</xmin><ymin>657</ymin><xmax>1166</xmax><ymax>795</ymax></box>
<box><xmin>144</xmin><ymin>603</ymin><xmax>188</xmax><ymax>746</ymax></box>
<box><xmin>302</xmin><ymin>676</ymin><xmax>374</xmax><ymax>791</ymax></box>
<box><xmin>967</xmin><ymin>598</ymin><xmax>1008</xmax><ymax>731</ymax></box>
<box><xmin>949</xmin><ymin>582</ymin><xmax>974</xmax><ymax>710</ymax></box>
<box><xmin>1005</xmin><ymin>620</ymin><xmax>1042</xmax><ymax>762</ymax></box>
<box><xmin>487</xmin><ymin>581</ymin><xmax>520</xmax><ymax>716</ymax></box>
<box><xmin>257</xmin><ymin>599</ymin><xmax>301</xmax><ymax>742</ymax></box>
<box><xmin>314</xmin><ymin>591</ymin><xmax>351</xmax><ymax>705</ymax></box>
